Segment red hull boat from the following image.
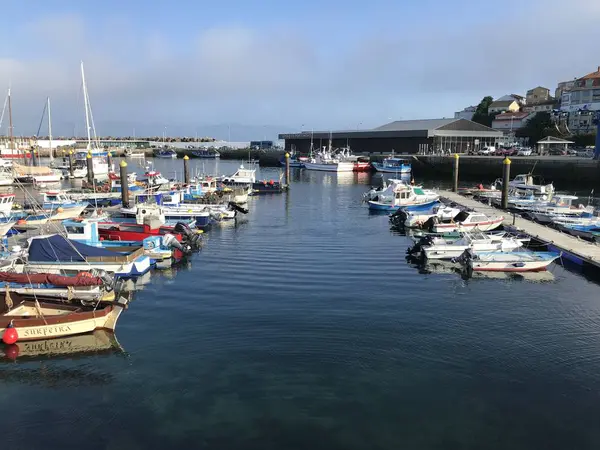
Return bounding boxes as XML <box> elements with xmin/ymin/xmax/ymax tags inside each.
<box><xmin>98</xmin><ymin>222</ymin><xmax>183</xmax><ymax>242</ymax></box>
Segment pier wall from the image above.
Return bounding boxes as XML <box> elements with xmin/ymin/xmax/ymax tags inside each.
<box><xmin>412</xmin><ymin>155</ymin><xmax>600</xmax><ymax>190</ymax></box>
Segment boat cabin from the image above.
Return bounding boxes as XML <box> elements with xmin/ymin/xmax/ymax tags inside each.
<box><xmin>63</xmin><ymin>219</ymin><xmax>103</xmax><ymax>245</ymax></box>
<box><xmin>0</xmin><ymin>193</ymin><xmax>15</xmax><ymax>216</ymax></box>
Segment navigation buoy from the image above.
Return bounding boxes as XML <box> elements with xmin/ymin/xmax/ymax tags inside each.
<box><xmin>3</xmin><ymin>325</ymin><xmax>18</xmax><ymax>345</ymax></box>
<box><xmin>4</xmin><ymin>344</ymin><xmax>18</xmax><ymax>360</ymax></box>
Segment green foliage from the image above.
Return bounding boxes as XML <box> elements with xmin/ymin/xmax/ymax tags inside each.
<box><xmin>571</xmin><ymin>133</ymin><xmax>597</xmax><ymax>147</ymax></box>
<box><xmin>471</xmin><ymin>96</ymin><xmax>497</xmax><ymax>127</ymax></box>
<box><xmin>515</xmin><ymin>112</ymin><xmax>558</xmax><ymax>144</ymax></box>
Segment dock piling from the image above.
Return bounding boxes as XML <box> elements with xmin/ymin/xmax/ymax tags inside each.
<box><xmin>32</xmin><ymin>149</ymin><xmax>38</xmax><ymax>167</ymax></box>
<box><xmin>86</xmin><ymin>151</ymin><xmax>94</xmax><ymax>184</ymax></box>
<box><xmin>183</xmin><ymin>155</ymin><xmax>190</xmax><ymax>184</ymax></box>
<box><xmin>501</xmin><ymin>156</ymin><xmax>511</xmax><ymax>209</ymax></box>
<box><xmin>68</xmin><ymin>150</ymin><xmax>74</xmax><ymax>177</ymax></box>
<box><xmin>120</xmin><ymin>160</ymin><xmax>130</xmax><ymax>208</ymax></box>
<box><xmin>452</xmin><ymin>153</ymin><xmax>459</xmax><ymax>193</ymax></box>
<box><xmin>107</xmin><ymin>151</ymin><xmax>113</xmax><ymax>171</ymax></box>
<box><xmin>285</xmin><ymin>152</ymin><xmax>290</xmax><ymax>186</ymax></box>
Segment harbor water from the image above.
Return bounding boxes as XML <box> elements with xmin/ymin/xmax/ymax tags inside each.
<box><xmin>4</xmin><ymin>158</ymin><xmax>600</xmax><ymax>449</ymax></box>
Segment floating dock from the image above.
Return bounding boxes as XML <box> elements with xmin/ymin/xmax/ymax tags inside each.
<box><xmin>437</xmin><ymin>190</ymin><xmax>600</xmax><ymax>268</ymax></box>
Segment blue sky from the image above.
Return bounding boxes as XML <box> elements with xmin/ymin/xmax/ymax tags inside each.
<box><xmin>0</xmin><ymin>0</ymin><xmax>598</xmax><ymax>139</ymax></box>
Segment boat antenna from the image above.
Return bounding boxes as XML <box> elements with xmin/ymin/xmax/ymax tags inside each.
<box><xmin>8</xmin><ymin>87</ymin><xmax>15</xmax><ymax>155</ymax></box>
<box><xmin>81</xmin><ymin>61</ymin><xmax>92</xmax><ymax>152</ymax></box>
<box><xmin>0</xmin><ymin>89</ymin><xmax>8</xmax><ymax>133</ymax></box>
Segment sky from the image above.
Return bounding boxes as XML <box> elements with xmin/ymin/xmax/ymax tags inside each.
<box><xmin>0</xmin><ymin>0</ymin><xmax>599</xmax><ymax>140</ymax></box>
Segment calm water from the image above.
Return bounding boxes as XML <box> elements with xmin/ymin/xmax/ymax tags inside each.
<box><xmin>4</xmin><ymin>158</ymin><xmax>600</xmax><ymax>449</ymax></box>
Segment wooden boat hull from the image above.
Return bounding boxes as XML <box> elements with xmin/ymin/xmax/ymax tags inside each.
<box><xmin>0</xmin><ymin>296</ymin><xmax>127</xmax><ymax>342</ymax></box>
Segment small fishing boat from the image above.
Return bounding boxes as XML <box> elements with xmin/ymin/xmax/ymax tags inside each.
<box><xmin>524</xmin><ymin>195</ymin><xmax>592</xmax><ymax>224</ymax></box>
<box><xmin>19</xmin><ymin>234</ymin><xmax>152</xmax><ymax>278</ymax></box>
<box><xmin>556</xmin><ymin>224</ymin><xmax>600</xmax><ymax>242</ymax></box>
<box><xmin>459</xmin><ymin>250</ymin><xmax>561</xmax><ymax>273</ymax></box>
<box><xmin>0</xmin><ymin>291</ymin><xmax>128</xmax><ymax>342</ymax></box>
<box><xmin>220</xmin><ymin>164</ymin><xmax>257</xmax><ymax>188</ymax></box>
<box><xmin>251</xmin><ymin>178</ymin><xmax>287</xmax><ymax>194</ymax></box>
<box><xmin>428</xmin><ymin>210</ymin><xmax>504</xmax><ymax>233</ymax></box>
<box><xmin>399</xmin><ymin>205</ymin><xmax>463</xmax><ymax>228</ymax></box>
<box><xmin>364</xmin><ymin>178</ymin><xmax>410</xmax><ymax>201</ymax></box>
<box><xmin>280</xmin><ymin>151</ymin><xmax>308</xmax><ymax>168</ymax></box>
<box><xmin>13</xmin><ymin>163</ymin><xmax>62</xmax><ymax>183</ymax></box>
<box><xmin>420</xmin><ymin>231</ymin><xmax>527</xmax><ymax>260</ymax></box>
<box><xmin>64</xmin><ymin>219</ymin><xmax>196</xmax><ymax>265</ymax></box>
<box><xmin>153</xmin><ymin>146</ymin><xmax>177</xmax><ymax>158</ymax></box>
<box><xmin>0</xmin><ymin>166</ymin><xmax>13</xmax><ymax>185</ymax></box>
<box><xmin>0</xmin><ymin>271</ymin><xmax>114</xmax><ymax>303</ymax></box>
<box><xmin>367</xmin><ymin>185</ymin><xmax>439</xmax><ymax>212</ymax></box>
<box><xmin>187</xmin><ymin>146</ymin><xmax>220</xmax><ymax>159</ymax></box>
<box><xmin>141</xmin><ymin>166</ymin><xmax>173</xmax><ymax>191</ymax></box>
<box><xmin>494</xmin><ymin>173</ymin><xmax>554</xmax><ymax>195</ymax></box>
<box><xmin>372</xmin><ymin>157</ymin><xmax>412</xmax><ymax>174</ymax></box>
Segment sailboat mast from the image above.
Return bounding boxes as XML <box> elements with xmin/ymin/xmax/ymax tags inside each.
<box><xmin>80</xmin><ymin>62</ymin><xmax>92</xmax><ymax>151</ymax></box>
<box><xmin>8</xmin><ymin>88</ymin><xmax>14</xmax><ymax>153</ymax></box>
<box><xmin>47</xmin><ymin>97</ymin><xmax>53</xmax><ymax>160</ymax></box>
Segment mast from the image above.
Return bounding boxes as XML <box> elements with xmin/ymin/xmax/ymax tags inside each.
<box><xmin>8</xmin><ymin>88</ymin><xmax>14</xmax><ymax>154</ymax></box>
<box><xmin>80</xmin><ymin>61</ymin><xmax>92</xmax><ymax>151</ymax></box>
<box><xmin>310</xmin><ymin>129</ymin><xmax>314</xmax><ymax>157</ymax></box>
<box><xmin>47</xmin><ymin>97</ymin><xmax>53</xmax><ymax>161</ymax></box>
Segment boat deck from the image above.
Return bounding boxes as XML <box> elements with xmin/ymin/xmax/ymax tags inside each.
<box><xmin>437</xmin><ymin>190</ymin><xmax>600</xmax><ymax>268</ymax></box>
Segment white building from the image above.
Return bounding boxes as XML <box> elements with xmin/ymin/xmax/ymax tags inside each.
<box><xmin>454</xmin><ymin>106</ymin><xmax>476</xmax><ymax>121</ymax></box>
<box><xmin>491</xmin><ymin>112</ymin><xmax>534</xmax><ymax>132</ymax></box>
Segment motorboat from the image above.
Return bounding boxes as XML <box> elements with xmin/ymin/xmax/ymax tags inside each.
<box><xmin>14</xmin><ymin>234</ymin><xmax>152</xmax><ymax>278</ymax></box>
<box><xmin>428</xmin><ymin>210</ymin><xmax>504</xmax><ymax>233</ymax></box>
<box><xmin>494</xmin><ymin>173</ymin><xmax>554</xmax><ymax>196</ymax></box>
<box><xmin>524</xmin><ymin>195</ymin><xmax>592</xmax><ymax>223</ymax></box>
<box><xmin>556</xmin><ymin>223</ymin><xmax>600</xmax><ymax>242</ymax></box>
<box><xmin>220</xmin><ymin>164</ymin><xmax>257</xmax><ymax>187</ymax></box>
<box><xmin>458</xmin><ymin>249</ymin><xmax>561</xmax><ymax>273</ymax></box>
<box><xmin>364</xmin><ymin>178</ymin><xmax>410</xmax><ymax>201</ymax></box>
<box><xmin>420</xmin><ymin>231</ymin><xmax>527</xmax><ymax>260</ymax></box>
<box><xmin>280</xmin><ymin>151</ymin><xmax>308</xmax><ymax>168</ymax></box>
<box><xmin>153</xmin><ymin>146</ymin><xmax>177</xmax><ymax>158</ymax></box>
<box><xmin>371</xmin><ymin>157</ymin><xmax>412</xmax><ymax>174</ymax></box>
<box><xmin>63</xmin><ymin>219</ymin><xmax>195</xmax><ymax>265</ymax></box>
<box><xmin>398</xmin><ymin>205</ymin><xmax>463</xmax><ymax>228</ymax></box>
<box><xmin>187</xmin><ymin>146</ymin><xmax>220</xmax><ymax>159</ymax></box>
<box><xmin>367</xmin><ymin>185</ymin><xmax>439</xmax><ymax>212</ymax></box>
<box><xmin>0</xmin><ymin>166</ymin><xmax>13</xmax><ymax>186</ymax></box>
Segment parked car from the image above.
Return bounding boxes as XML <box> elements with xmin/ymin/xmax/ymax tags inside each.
<box><xmin>577</xmin><ymin>149</ymin><xmax>594</xmax><ymax>158</ymax></box>
<box><xmin>549</xmin><ymin>148</ymin><xmax>567</xmax><ymax>156</ymax></box>
<box><xmin>517</xmin><ymin>147</ymin><xmax>532</xmax><ymax>156</ymax></box>
<box><xmin>478</xmin><ymin>146</ymin><xmax>496</xmax><ymax>155</ymax></box>
<box><xmin>495</xmin><ymin>147</ymin><xmax>517</xmax><ymax>156</ymax></box>
<box><xmin>566</xmin><ymin>148</ymin><xmax>579</xmax><ymax>155</ymax></box>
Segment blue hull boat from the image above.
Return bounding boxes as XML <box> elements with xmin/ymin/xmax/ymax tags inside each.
<box><xmin>368</xmin><ymin>199</ymin><xmax>439</xmax><ymax>212</ymax></box>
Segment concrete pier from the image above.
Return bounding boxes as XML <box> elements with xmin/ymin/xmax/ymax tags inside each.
<box><xmin>438</xmin><ymin>190</ymin><xmax>600</xmax><ymax>269</ymax></box>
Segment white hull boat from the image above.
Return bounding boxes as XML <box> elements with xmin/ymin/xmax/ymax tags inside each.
<box><xmin>404</xmin><ymin>206</ymin><xmax>462</xmax><ymax>228</ymax></box>
<box><xmin>430</xmin><ymin>211</ymin><xmax>504</xmax><ymax>233</ymax></box>
<box><xmin>461</xmin><ymin>250</ymin><xmax>561</xmax><ymax>273</ymax></box>
<box><xmin>422</xmin><ymin>232</ymin><xmax>527</xmax><ymax>260</ymax></box>
<box><xmin>303</xmin><ymin>161</ymin><xmax>355</xmax><ymax>172</ymax></box>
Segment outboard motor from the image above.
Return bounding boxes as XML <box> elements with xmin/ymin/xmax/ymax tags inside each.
<box><xmin>228</xmin><ymin>201</ymin><xmax>249</xmax><ymax>215</ymax></box>
<box><xmin>89</xmin><ymin>268</ymin><xmax>115</xmax><ymax>292</ymax></box>
<box><xmin>173</xmin><ymin>222</ymin><xmax>202</xmax><ymax>250</ymax></box>
<box><xmin>163</xmin><ymin>233</ymin><xmax>193</xmax><ymax>256</ymax></box>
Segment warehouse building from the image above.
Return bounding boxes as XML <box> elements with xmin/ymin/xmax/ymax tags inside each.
<box><xmin>279</xmin><ymin>118</ymin><xmax>503</xmax><ymax>155</ymax></box>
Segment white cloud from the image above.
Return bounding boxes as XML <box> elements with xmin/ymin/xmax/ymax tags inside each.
<box><xmin>1</xmin><ymin>3</ymin><xmax>600</xmax><ymax>137</ymax></box>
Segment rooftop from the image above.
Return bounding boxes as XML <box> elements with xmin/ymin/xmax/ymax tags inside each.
<box><xmin>493</xmin><ymin>112</ymin><xmax>531</xmax><ymax>120</ymax></box>
<box><xmin>537</xmin><ymin>136</ymin><xmax>574</xmax><ymax>144</ymax></box>
<box><xmin>372</xmin><ymin>118</ymin><xmax>456</xmax><ymax>132</ymax></box>
<box><xmin>489</xmin><ymin>100</ymin><xmax>517</xmax><ymax>107</ymax></box>
<box><xmin>580</xmin><ymin>66</ymin><xmax>600</xmax><ymax>80</ymax></box>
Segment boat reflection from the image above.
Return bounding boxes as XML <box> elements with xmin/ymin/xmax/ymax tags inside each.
<box><xmin>0</xmin><ymin>330</ymin><xmax>124</xmax><ymax>362</ymax></box>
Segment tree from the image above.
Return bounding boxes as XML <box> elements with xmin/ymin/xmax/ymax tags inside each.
<box><xmin>471</xmin><ymin>96</ymin><xmax>497</xmax><ymax>127</ymax></box>
<box><xmin>515</xmin><ymin>112</ymin><xmax>558</xmax><ymax>144</ymax></box>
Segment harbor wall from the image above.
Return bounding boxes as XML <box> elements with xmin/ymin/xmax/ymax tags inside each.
<box><xmin>411</xmin><ymin>155</ymin><xmax>600</xmax><ymax>190</ymax></box>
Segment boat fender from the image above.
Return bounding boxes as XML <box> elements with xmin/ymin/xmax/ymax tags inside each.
<box><xmin>2</xmin><ymin>323</ymin><xmax>18</xmax><ymax>345</ymax></box>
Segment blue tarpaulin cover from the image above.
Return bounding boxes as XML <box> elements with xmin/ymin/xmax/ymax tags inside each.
<box><xmin>28</xmin><ymin>234</ymin><xmax>119</xmax><ymax>262</ymax></box>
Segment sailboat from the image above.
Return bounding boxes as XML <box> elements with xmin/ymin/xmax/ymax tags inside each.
<box><xmin>72</xmin><ymin>62</ymin><xmax>111</xmax><ymax>178</ymax></box>
<box><xmin>0</xmin><ymin>88</ymin><xmax>26</xmax><ymax>159</ymax></box>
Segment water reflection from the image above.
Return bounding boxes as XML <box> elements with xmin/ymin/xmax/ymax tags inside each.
<box><xmin>0</xmin><ymin>330</ymin><xmax>124</xmax><ymax>362</ymax></box>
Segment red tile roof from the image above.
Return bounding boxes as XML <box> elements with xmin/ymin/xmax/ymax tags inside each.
<box><xmin>493</xmin><ymin>112</ymin><xmax>531</xmax><ymax>121</ymax></box>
